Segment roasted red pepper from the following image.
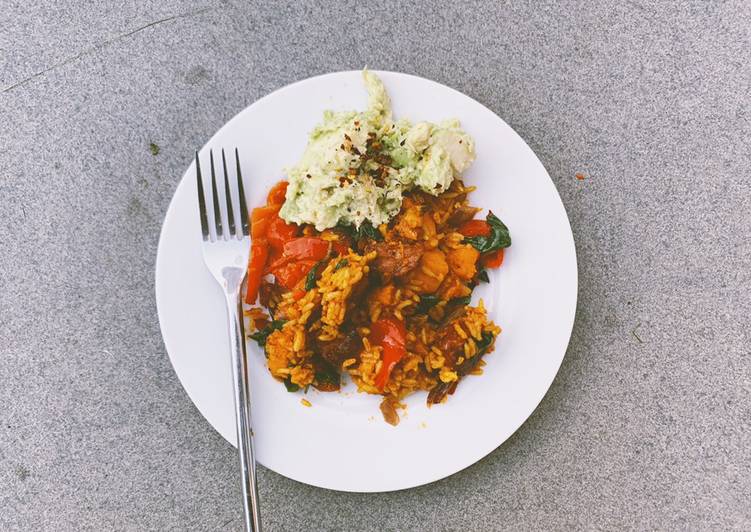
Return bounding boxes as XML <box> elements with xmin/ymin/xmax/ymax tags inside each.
<box><xmin>371</xmin><ymin>317</ymin><xmax>407</xmax><ymax>391</ymax></box>
<box><xmin>245</xmin><ymin>238</ymin><xmax>269</xmax><ymax>304</ymax></box>
<box><xmin>268</xmin><ymin>237</ymin><xmax>329</xmax><ymax>271</ymax></box>
<box><xmin>267</xmin><ymin>180</ymin><xmax>288</xmax><ymax>206</ymax></box>
<box><xmin>250</xmin><ymin>205</ymin><xmax>278</xmax><ymax>239</ymax></box>
<box><xmin>482</xmin><ymin>248</ymin><xmax>504</xmax><ymax>268</ymax></box>
<box><xmin>458</xmin><ymin>219</ymin><xmax>491</xmax><ymax>238</ymax></box>
<box><xmin>266</xmin><ymin>215</ymin><xmax>299</xmax><ymax>249</ymax></box>
<box><xmin>271</xmin><ymin>260</ymin><xmax>316</xmax><ymax>289</ymax></box>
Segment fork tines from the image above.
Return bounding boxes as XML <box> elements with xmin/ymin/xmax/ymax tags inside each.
<box><xmin>195</xmin><ymin>149</ymin><xmax>250</xmax><ymax>241</ymax></box>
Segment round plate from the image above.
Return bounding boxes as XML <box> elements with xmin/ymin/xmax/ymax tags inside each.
<box><xmin>155</xmin><ymin>70</ymin><xmax>577</xmax><ymax>492</ymax></box>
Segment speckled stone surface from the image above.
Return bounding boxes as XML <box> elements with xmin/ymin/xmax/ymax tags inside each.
<box><xmin>2</xmin><ymin>1</ymin><xmax>750</xmax><ymax>530</ymax></box>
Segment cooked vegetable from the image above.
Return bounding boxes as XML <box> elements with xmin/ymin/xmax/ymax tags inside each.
<box><xmin>283</xmin><ymin>379</ymin><xmax>300</xmax><ymax>392</ymax></box>
<box><xmin>250</xmin><ymin>205</ymin><xmax>278</xmax><ymax>239</ymax></box>
<box><xmin>305</xmin><ymin>259</ymin><xmax>327</xmax><ymax>290</ymax></box>
<box><xmin>245</xmin><ymin>239</ymin><xmax>269</xmax><ymax>304</ymax></box>
<box><xmin>266</xmin><ymin>215</ymin><xmax>299</xmax><ymax>249</ymax></box>
<box><xmin>268</xmin><ymin>237</ymin><xmax>329</xmax><ymax>271</ymax></box>
<box><xmin>272</xmin><ymin>260</ymin><xmax>316</xmax><ymax>289</ymax></box>
<box><xmin>266</xmin><ymin>180</ymin><xmax>288</xmax><ymax>206</ymax></box>
<box><xmin>482</xmin><ymin>248</ymin><xmax>504</xmax><ymax>268</ymax></box>
<box><xmin>463</xmin><ymin>212</ymin><xmax>511</xmax><ymax>255</ymax></box>
<box><xmin>249</xmin><ymin>319</ymin><xmax>286</xmax><ymax>347</ymax></box>
<box><xmin>370</xmin><ymin>317</ymin><xmax>406</xmax><ymax>391</ymax></box>
<box><xmin>447</xmin><ymin>244</ymin><xmax>480</xmax><ymax>280</ymax></box>
<box><xmin>408</xmin><ymin>250</ymin><xmax>448</xmax><ymax>293</ymax></box>
<box><xmin>427</xmin><ymin>331</ymin><xmax>495</xmax><ymax>405</ymax></box>
<box><xmin>458</xmin><ymin>219</ymin><xmax>491</xmax><ymax>238</ymax></box>
<box><xmin>337</xmin><ymin>220</ymin><xmax>383</xmax><ymax>243</ymax></box>
<box><xmin>415</xmin><ymin>294</ymin><xmax>440</xmax><ymax>314</ymax></box>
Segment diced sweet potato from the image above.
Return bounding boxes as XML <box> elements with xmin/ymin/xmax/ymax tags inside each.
<box><xmin>408</xmin><ymin>250</ymin><xmax>448</xmax><ymax>293</ymax></box>
<box><xmin>447</xmin><ymin>245</ymin><xmax>480</xmax><ymax>280</ymax></box>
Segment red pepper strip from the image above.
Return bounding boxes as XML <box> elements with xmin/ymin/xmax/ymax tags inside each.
<box><xmin>250</xmin><ymin>205</ymin><xmax>278</xmax><ymax>239</ymax></box>
<box><xmin>272</xmin><ymin>260</ymin><xmax>316</xmax><ymax>289</ymax></box>
<box><xmin>458</xmin><ymin>219</ymin><xmax>491</xmax><ymax>238</ymax></box>
<box><xmin>266</xmin><ymin>215</ymin><xmax>299</xmax><ymax>250</ymax></box>
<box><xmin>263</xmin><ymin>247</ymin><xmax>282</xmax><ymax>275</ymax></box>
<box><xmin>245</xmin><ymin>239</ymin><xmax>269</xmax><ymax>304</ymax></box>
<box><xmin>267</xmin><ymin>237</ymin><xmax>330</xmax><ymax>271</ymax></box>
<box><xmin>482</xmin><ymin>248</ymin><xmax>504</xmax><ymax>269</ymax></box>
<box><xmin>371</xmin><ymin>317</ymin><xmax>407</xmax><ymax>391</ymax></box>
<box><xmin>267</xmin><ymin>180</ymin><xmax>288</xmax><ymax>206</ymax></box>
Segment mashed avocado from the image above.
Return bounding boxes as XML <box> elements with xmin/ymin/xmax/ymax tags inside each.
<box><xmin>279</xmin><ymin>70</ymin><xmax>475</xmax><ymax>231</ymax></box>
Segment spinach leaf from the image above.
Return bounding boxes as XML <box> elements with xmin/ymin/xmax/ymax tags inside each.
<box><xmin>249</xmin><ymin>319</ymin><xmax>286</xmax><ymax>348</ymax></box>
<box><xmin>464</xmin><ymin>211</ymin><xmax>511</xmax><ymax>254</ymax></box>
<box><xmin>283</xmin><ymin>379</ymin><xmax>300</xmax><ymax>392</ymax></box>
<box><xmin>333</xmin><ymin>259</ymin><xmax>349</xmax><ymax>271</ymax></box>
<box><xmin>476</xmin><ymin>269</ymin><xmax>490</xmax><ymax>283</ymax></box>
<box><xmin>357</xmin><ymin>221</ymin><xmax>383</xmax><ymax>241</ymax></box>
<box><xmin>476</xmin><ymin>331</ymin><xmax>495</xmax><ymax>353</ymax></box>
<box><xmin>304</xmin><ymin>259</ymin><xmax>327</xmax><ymax>290</ymax></box>
<box><xmin>415</xmin><ymin>294</ymin><xmax>440</xmax><ymax>314</ymax></box>
<box><xmin>451</xmin><ymin>295</ymin><xmax>472</xmax><ymax>307</ymax></box>
<box><xmin>314</xmin><ymin>367</ymin><xmax>341</xmax><ymax>391</ymax></box>
<box><xmin>336</xmin><ymin>221</ymin><xmax>383</xmax><ymax>243</ymax></box>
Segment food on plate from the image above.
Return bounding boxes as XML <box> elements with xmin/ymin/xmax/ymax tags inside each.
<box><xmin>244</xmin><ymin>71</ymin><xmax>511</xmax><ymax>425</ymax></box>
<box><xmin>279</xmin><ymin>70</ymin><xmax>475</xmax><ymax>231</ymax></box>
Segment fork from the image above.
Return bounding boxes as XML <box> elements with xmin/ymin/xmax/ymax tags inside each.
<box><xmin>195</xmin><ymin>148</ymin><xmax>261</xmax><ymax>532</ymax></box>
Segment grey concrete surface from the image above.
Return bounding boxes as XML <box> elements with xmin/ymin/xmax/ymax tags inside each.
<box><xmin>2</xmin><ymin>0</ymin><xmax>750</xmax><ymax>530</ymax></box>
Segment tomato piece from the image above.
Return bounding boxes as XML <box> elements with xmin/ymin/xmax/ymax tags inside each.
<box><xmin>268</xmin><ymin>237</ymin><xmax>329</xmax><ymax>271</ymax></box>
<box><xmin>250</xmin><ymin>205</ymin><xmax>279</xmax><ymax>239</ymax></box>
<box><xmin>370</xmin><ymin>317</ymin><xmax>407</xmax><ymax>391</ymax></box>
<box><xmin>245</xmin><ymin>238</ymin><xmax>269</xmax><ymax>304</ymax></box>
<box><xmin>482</xmin><ymin>248</ymin><xmax>504</xmax><ymax>269</ymax></box>
<box><xmin>272</xmin><ymin>260</ymin><xmax>315</xmax><ymax>289</ymax></box>
<box><xmin>458</xmin><ymin>219</ymin><xmax>491</xmax><ymax>238</ymax></box>
<box><xmin>267</xmin><ymin>181</ymin><xmax>288</xmax><ymax>206</ymax></box>
<box><xmin>267</xmin><ymin>215</ymin><xmax>299</xmax><ymax>250</ymax></box>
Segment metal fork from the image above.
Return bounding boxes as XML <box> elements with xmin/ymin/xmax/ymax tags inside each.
<box><xmin>195</xmin><ymin>148</ymin><xmax>261</xmax><ymax>532</ymax></box>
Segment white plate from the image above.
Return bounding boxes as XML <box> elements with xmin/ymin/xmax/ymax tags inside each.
<box><xmin>155</xmin><ymin>71</ymin><xmax>577</xmax><ymax>492</ymax></box>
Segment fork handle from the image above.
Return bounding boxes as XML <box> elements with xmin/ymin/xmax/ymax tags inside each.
<box><xmin>225</xmin><ymin>290</ymin><xmax>262</xmax><ymax>532</ymax></box>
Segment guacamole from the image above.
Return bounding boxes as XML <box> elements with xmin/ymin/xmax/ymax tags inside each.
<box><xmin>279</xmin><ymin>70</ymin><xmax>475</xmax><ymax>231</ymax></box>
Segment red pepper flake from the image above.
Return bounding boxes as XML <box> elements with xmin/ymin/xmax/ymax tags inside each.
<box><xmin>575</xmin><ymin>172</ymin><xmax>586</xmax><ymax>180</ymax></box>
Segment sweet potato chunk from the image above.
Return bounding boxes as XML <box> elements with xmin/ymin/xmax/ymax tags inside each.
<box><xmin>447</xmin><ymin>245</ymin><xmax>480</xmax><ymax>280</ymax></box>
<box><xmin>408</xmin><ymin>250</ymin><xmax>448</xmax><ymax>293</ymax></box>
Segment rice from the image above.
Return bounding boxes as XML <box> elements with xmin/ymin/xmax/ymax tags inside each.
<box><xmin>255</xmin><ymin>179</ymin><xmax>504</xmax><ymax>425</ymax></box>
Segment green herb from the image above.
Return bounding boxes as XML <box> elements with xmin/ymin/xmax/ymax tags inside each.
<box><xmin>149</xmin><ymin>142</ymin><xmax>160</xmax><ymax>156</ymax></box>
<box><xmin>249</xmin><ymin>319</ymin><xmax>286</xmax><ymax>347</ymax></box>
<box><xmin>305</xmin><ymin>259</ymin><xmax>327</xmax><ymax>290</ymax></box>
<box><xmin>451</xmin><ymin>295</ymin><xmax>472</xmax><ymax>306</ymax></box>
<box><xmin>333</xmin><ymin>259</ymin><xmax>349</xmax><ymax>271</ymax></box>
<box><xmin>454</xmin><ymin>331</ymin><xmax>496</xmax><ymax>376</ymax></box>
<box><xmin>415</xmin><ymin>294</ymin><xmax>440</xmax><ymax>314</ymax></box>
<box><xmin>357</xmin><ymin>221</ymin><xmax>383</xmax><ymax>241</ymax></box>
<box><xmin>464</xmin><ymin>212</ymin><xmax>511</xmax><ymax>254</ymax></box>
<box><xmin>283</xmin><ymin>379</ymin><xmax>300</xmax><ymax>392</ymax></box>
<box><xmin>337</xmin><ymin>220</ymin><xmax>383</xmax><ymax>243</ymax></box>
<box><xmin>315</xmin><ymin>367</ymin><xmax>340</xmax><ymax>389</ymax></box>
<box><xmin>476</xmin><ymin>331</ymin><xmax>495</xmax><ymax>353</ymax></box>
<box><xmin>477</xmin><ymin>269</ymin><xmax>490</xmax><ymax>283</ymax></box>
